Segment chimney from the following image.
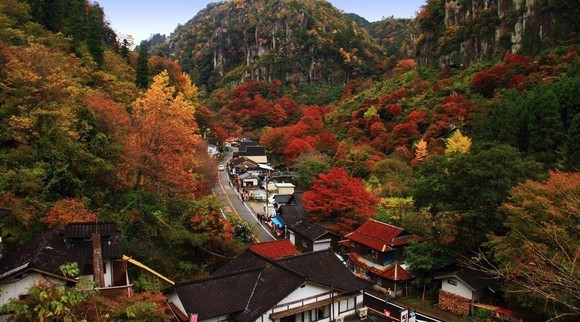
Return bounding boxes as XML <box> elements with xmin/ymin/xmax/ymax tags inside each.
<box><xmin>92</xmin><ymin>232</ymin><xmax>105</xmax><ymax>288</ymax></box>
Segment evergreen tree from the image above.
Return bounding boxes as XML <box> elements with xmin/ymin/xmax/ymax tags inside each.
<box><xmin>66</xmin><ymin>0</ymin><xmax>88</xmax><ymax>52</ymax></box>
<box><xmin>562</xmin><ymin>113</ymin><xmax>580</xmax><ymax>171</ymax></box>
<box><xmin>526</xmin><ymin>87</ymin><xmax>566</xmax><ymax>167</ymax></box>
<box><xmin>136</xmin><ymin>41</ymin><xmax>150</xmax><ymax>89</ymax></box>
<box><xmin>120</xmin><ymin>38</ymin><xmax>130</xmax><ymax>61</ymax></box>
<box><xmin>86</xmin><ymin>3</ymin><xmax>105</xmax><ymax>66</ymax></box>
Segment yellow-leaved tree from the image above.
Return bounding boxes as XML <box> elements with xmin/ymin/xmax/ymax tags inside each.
<box><xmin>122</xmin><ymin>70</ymin><xmax>201</xmax><ymax>201</ymax></box>
<box><xmin>445</xmin><ymin>129</ymin><xmax>471</xmax><ymax>154</ymax></box>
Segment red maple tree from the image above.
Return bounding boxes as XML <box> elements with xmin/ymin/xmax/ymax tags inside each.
<box><xmin>303</xmin><ymin>167</ymin><xmax>380</xmax><ymax>234</ymax></box>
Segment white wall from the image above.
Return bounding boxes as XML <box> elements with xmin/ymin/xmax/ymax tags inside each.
<box><xmin>313</xmin><ymin>239</ymin><xmax>331</xmax><ymax>252</ymax></box>
<box><xmin>440</xmin><ymin>278</ymin><xmax>474</xmax><ymax>300</ymax></box>
<box><xmin>0</xmin><ymin>273</ymin><xmax>67</xmax><ymax>306</ymax></box>
<box><xmin>248</xmin><ymin>156</ymin><xmax>267</xmax><ymax>164</ymax></box>
<box><xmin>288</xmin><ymin>231</ymin><xmax>296</xmax><ymax>245</ymax></box>
<box><xmin>279</xmin><ymin>283</ymin><xmax>329</xmax><ymax>305</ymax></box>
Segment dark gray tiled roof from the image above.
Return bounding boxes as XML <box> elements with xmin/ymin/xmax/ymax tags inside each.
<box><xmin>277</xmin><ymin>205</ymin><xmax>306</xmax><ymax>226</ymax></box>
<box><xmin>288</xmin><ymin>220</ymin><xmax>332</xmax><ymax>241</ymax></box>
<box><xmin>0</xmin><ymin>223</ymin><xmax>123</xmax><ymax>281</ymax></box>
<box><xmin>277</xmin><ymin>249</ymin><xmax>372</xmax><ymax>292</ymax></box>
<box><xmin>173</xmin><ymin>249</ymin><xmax>370</xmax><ymax>321</ymax></box>
<box><xmin>273</xmin><ymin>194</ymin><xmax>292</xmax><ymax>204</ymax></box>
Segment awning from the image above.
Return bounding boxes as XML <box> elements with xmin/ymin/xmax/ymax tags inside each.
<box><xmin>259</xmin><ymin>164</ymin><xmax>274</xmax><ymax>171</ymax></box>
<box><xmin>272</xmin><ymin>217</ymin><xmax>284</xmax><ymax>227</ymax></box>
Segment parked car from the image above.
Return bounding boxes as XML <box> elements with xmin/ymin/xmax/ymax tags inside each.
<box><xmin>218</xmin><ymin>165</ymin><xmax>225</xmax><ymax>171</ymax></box>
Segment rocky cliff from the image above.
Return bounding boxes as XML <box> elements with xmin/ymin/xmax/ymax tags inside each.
<box><xmin>415</xmin><ymin>0</ymin><xmax>579</xmax><ymax>67</ymax></box>
<box><xmin>159</xmin><ymin>0</ymin><xmax>388</xmax><ymax>91</ymax></box>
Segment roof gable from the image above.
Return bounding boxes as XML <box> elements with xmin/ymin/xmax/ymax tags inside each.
<box><xmin>175</xmin><ymin>264</ymin><xmax>304</xmax><ymax>322</ymax></box>
<box><xmin>277</xmin><ymin>205</ymin><xmax>306</xmax><ymax>226</ymax></box>
<box><xmin>173</xmin><ymin>249</ymin><xmax>370</xmax><ymax>321</ymax></box>
<box><xmin>434</xmin><ymin>267</ymin><xmax>497</xmax><ymax>292</ymax></box>
<box><xmin>288</xmin><ymin>221</ymin><xmax>337</xmax><ymax>241</ymax></box>
<box><xmin>249</xmin><ymin>240</ymin><xmax>299</xmax><ymax>259</ymax></box>
<box><xmin>345</xmin><ymin>219</ymin><xmax>418</xmax><ymax>252</ymax></box>
<box><xmin>277</xmin><ymin>250</ymin><xmax>371</xmax><ymax>292</ymax></box>
<box><xmin>0</xmin><ymin>223</ymin><xmax>123</xmax><ymax>281</ymax></box>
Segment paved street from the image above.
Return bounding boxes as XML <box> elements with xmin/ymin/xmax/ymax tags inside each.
<box><xmin>214</xmin><ymin>152</ymin><xmax>276</xmax><ymax>242</ymax></box>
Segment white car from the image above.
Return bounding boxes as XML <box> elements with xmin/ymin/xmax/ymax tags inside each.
<box><xmin>218</xmin><ymin>165</ymin><xmax>225</xmax><ymax>171</ymax></box>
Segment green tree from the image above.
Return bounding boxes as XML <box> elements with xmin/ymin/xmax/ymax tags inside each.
<box><xmin>526</xmin><ymin>87</ymin><xmax>566</xmax><ymax>167</ymax></box>
<box><xmin>367</xmin><ymin>158</ymin><xmax>413</xmax><ymax>197</ymax></box>
<box><xmin>472</xmin><ymin>89</ymin><xmax>527</xmax><ymax>150</ymax></box>
<box><xmin>561</xmin><ymin>113</ymin><xmax>580</xmax><ymax>170</ymax></box>
<box><xmin>412</xmin><ymin>144</ymin><xmax>543</xmax><ymax>253</ymax></box>
<box><xmin>405</xmin><ymin>241</ymin><xmax>454</xmax><ymax>301</ymax></box>
<box><xmin>135</xmin><ymin>41</ymin><xmax>150</xmax><ymax>89</ymax></box>
<box><xmin>120</xmin><ymin>38</ymin><xmax>131</xmax><ymax>61</ymax></box>
<box><xmin>293</xmin><ymin>152</ymin><xmax>332</xmax><ymax>191</ymax></box>
<box><xmin>86</xmin><ymin>3</ymin><xmax>105</xmax><ymax>66</ymax></box>
<box><xmin>471</xmin><ymin>172</ymin><xmax>580</xmax><ymax>320</ymax></box>
<box><xmin>66</xmin><ymin>0</ymin><xmax>88</xmax><ymax>52</ymax></box>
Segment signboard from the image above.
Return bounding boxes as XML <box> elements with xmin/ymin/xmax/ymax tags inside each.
<box><xmin>400</xmin><ymin>309</ymin><xmax>416</xmax><ymax>322</ymax></box>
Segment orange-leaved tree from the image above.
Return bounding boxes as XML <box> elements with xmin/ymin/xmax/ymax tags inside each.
<box><xmin>41</xmin><ymin>198</ymin><xmax>97</xmax><ymax>229</ymax></box>
<box><xmin>121</xmin><ymin>70</ymin><xmax>201</xmax><ymax>201</ymax></box>
<box><xmin>303</xmin><ymin>167</ymin><xmax>380</xmax><ymax>234</ymax></box>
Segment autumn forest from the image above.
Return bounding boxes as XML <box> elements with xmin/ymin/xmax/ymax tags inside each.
<box><xmin>0</xmin><ymin>0</ymin><xmax>578</xmax><ymax>320</ymax></box>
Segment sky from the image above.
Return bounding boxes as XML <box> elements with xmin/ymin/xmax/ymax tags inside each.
<box><xmin>95</xmin><ymin>0</ymin><xmax>427</xmax><ymax>45</ymax></box>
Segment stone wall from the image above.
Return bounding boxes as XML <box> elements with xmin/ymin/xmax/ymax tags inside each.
<box><xmin>438</xmin><ymin>289</ymin><xmax>470</xmax><ymax>316</ymax></box>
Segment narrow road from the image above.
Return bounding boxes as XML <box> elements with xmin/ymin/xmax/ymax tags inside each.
<box><xmin>214</xmin><ymin>152</ymin><xmax>276</xmax><ymax>242</ymax></box>
<box><xmin>364</xmin><ymin>292</ymin><xmax>445</xmax><ymax>322</ymax></box>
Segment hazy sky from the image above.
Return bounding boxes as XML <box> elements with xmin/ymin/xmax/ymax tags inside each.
<box><xmin>95</xmin><ymin>0</ymin><xmax>427</xmax><ymax>45</ymax></box>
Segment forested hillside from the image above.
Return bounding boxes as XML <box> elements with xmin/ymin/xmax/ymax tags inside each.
<box><xmin>200</xmin><ymin>1</ymin><xmax>579</xmax><ymax>319</ymax></box>
<box><xmin>156</xmin><ymin>0</ymin><xmax>390</xmax><ymax>91</ymax></box>
<box><xmin>0</xmin><ymin>0</ymin><xmax>578</xmax><ymax>320</ymax></box>
<box><xmin>0</xmin><ymin>0</ymin><xmax>247</xmax><ymax>285</ymax></box>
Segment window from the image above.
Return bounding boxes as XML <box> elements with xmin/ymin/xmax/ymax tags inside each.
<box><xmin>339</xmin><ymin>297</ymin><xmax>355</xmax><ymax>312</ymax></box>
<box><xmin>310</xmin><ymin>305</ymin><xmax>329</xmax><ymax>321</ymax></box>
<box><xmin>363</xmin><ymin>249</ymin><xmax>378</xmax><ymax>261</ymax></box>
<box><xmin>447</xmin><ymin>279</ymin><xmax>457</xmax><ymax>286</ymax></box>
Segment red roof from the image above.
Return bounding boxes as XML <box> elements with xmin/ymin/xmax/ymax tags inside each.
<box><xmin>344</xmin><ymin>219</ymin><xmax>419</xmax><ymax>252</ymax></box>
<box><xmin>348</xmin><ymin>253</ymin><xmax>413</xmax><ymax>281</ymax></box>
<box><xmin>249</xmin><ymin>240</ymin><xmax>299</xmax><ymax>259</ymax></box>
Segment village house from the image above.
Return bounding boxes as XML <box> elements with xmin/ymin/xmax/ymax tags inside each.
<box><xmin>0</xmin><ymin>222</ymin><xmax>130</xmax><ymax>305</ymax></box>
<box><xmin>434</xmin><ymin>266</ymin><xmax>503</xmax><ymax>317</ymax></box>
<box><xmin>286</xmin><ymin>220</ymin><xmax>342</xmax><ymax>253</ymax></box>
<box><xmin>166</xmin><ymin>243</ymin><xmax>371</xmax><ymax>322</ymax></box>
<box><xmin>233</xmin><ymin>141</ymin><xmax>268</xmax><ymax>164</ymax></box>
<box><xmin>0</xmin><ymin>222</ymin><xmax>174</xmax><ymax>307</ymax></box>
<box><xmin>341</xmin><ymin>219</ymin><xmax>421</xmax><ymax>297</ymax></box>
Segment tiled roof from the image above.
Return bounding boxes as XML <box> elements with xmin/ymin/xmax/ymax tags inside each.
<box><xmin>272</xmin><ymin>194</ymin><xmax>292</xmax><ymax>204</ymax></box>
<box><xmin>211</xmin><ymin>250</ymin><xmax>266</xmax><ymax>276</ymax></box>
<box><xmin>230</xmin><ymin>156</ymin><xmax>258</xmax><ymax>167</ymax></box>
<box><xmin>174</xmin><ymin>249</ymin><xmax>370</xmax><ymax>321</ymax></box>
<box><xmin>278</xmin><ymin>250</ymin><xmax>372</xmax><ymax>292</ymax></box>
<box><xmin>64</xmin><ymin>222</ymin><xmax>120</xmax><ymax>239</ymax></box>
<box><xmin>344</xmin><ymin>219</ymin><xmax>419</xmax><ymax>252</ymax></box>
<box><xmin>289</xmin><ymin>221</ymin><xmax>333</xmax><ymax>241</ymax></box>
<box><xmin>287</xmin><ymin>192</ymin><xmax>304</xmax><ymax>206</ymax></box>
<box><xmin>249</xmin><ymin>240</ymin><xmax>299</xmax><ymax>259</ymax></box>
<box><xmin>239</xmin><ymin>141</ymin><xmax>258</xmax><ymax>152</ymax></box>
<box><xmin>277</xmin><ymin>205</ymin><xmax>306</xmax><ymax>226</ymax></box>
<box><xmin>0</xmin><ymin>223</ymin><xmax>123</xmax><ymax>281</ymax></box>
<box><xmin>0</xmin><ymin>230</ymin><xmax>76</xmax><ymax>280</ymax></box>
<box><xmin>434</xmin><ymin>267</ymin><xmax>497</xmax><ymax>292</ymax></box>
<box><xmin>348</xmin><ymin>253</ymin><xmax>413</xmax><ymax>281</ymax></box>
